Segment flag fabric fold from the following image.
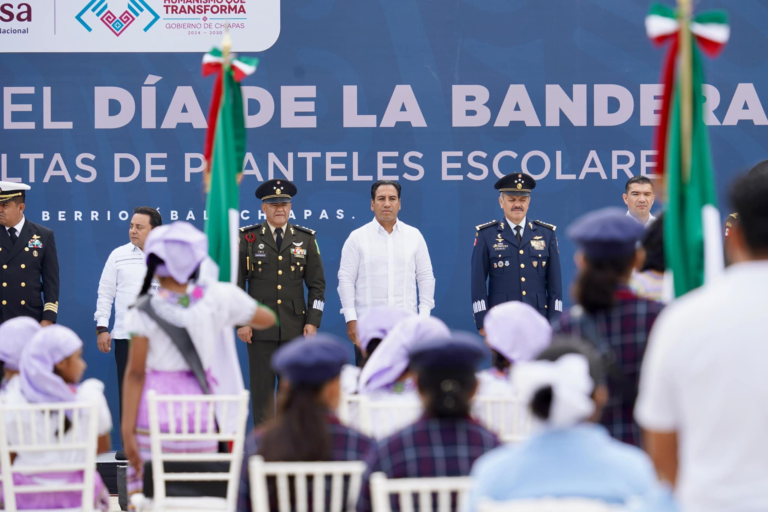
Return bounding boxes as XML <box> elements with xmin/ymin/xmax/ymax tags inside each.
<box><xmin>645</xmin><ymin>3</ymin><xmax>728</xmax><ymax>297</ymax></box>
<box><xmin>201</xmin><ymin>47</ymin><xmax>259</xmax><ymax>283</ymax></box>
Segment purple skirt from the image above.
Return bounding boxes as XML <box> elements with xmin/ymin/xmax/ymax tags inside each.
<box><xmin>2</xmin><ymin>471</ymin><xmax>110</xmax><ymax>511</ymax></box>
<box><xmin>127</xmin><ymin>371</ymin><xmax>218</xmax><ymax>505</ymax></box>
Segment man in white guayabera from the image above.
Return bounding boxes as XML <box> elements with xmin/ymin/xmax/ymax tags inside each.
<box><xmin>338</xmin><ymin>181</ymin><xmax>436</xmax><ymax>362</ymax></box>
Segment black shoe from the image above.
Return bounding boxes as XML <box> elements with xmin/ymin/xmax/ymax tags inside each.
<box><xmin>116</xmin><ymin>450</ymin><xmax>127</xmax><ymax>461</ymax></box>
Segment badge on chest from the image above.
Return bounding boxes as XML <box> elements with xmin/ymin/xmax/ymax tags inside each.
<box><xmin>531</xmin><ymin>239</ymin><xmax>546</xmax><ymax>250</ymax></box>
<box><xmin>291</xmin><ymin>246</ymin><xmax>306</xmax><ymax>258</ymax></box>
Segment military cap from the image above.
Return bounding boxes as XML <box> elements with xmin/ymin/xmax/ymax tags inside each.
<box><xmin>567</xmin><ymin>207</ymin><xmax>644</xmax><ymax>259</ymax></box>
<box><xmin>256</xmin><ymin>179</ymin><xmax>297</xmax><ymax>204</ymax></box>
<box><xmin>494</xmin><ymin>173</ymin><xmax>536</xmax><ymax>197</ymax></box>
<box><xmin>409</xmin><ymin>332</ymin><xmax>488</xmax><ymax>371</ymax></box>
<box><xmin>0</xmin><ymin>181</ymin><xmax>30</xmax><ymax>204</ymax></box>
<box><xmin>272</xmin><ymin>333</ymin><xmax>348</xmax><ymax>386</ymax></box>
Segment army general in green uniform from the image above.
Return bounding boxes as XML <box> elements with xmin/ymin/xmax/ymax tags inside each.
<box><xmin>237</xmin><ymin>179</ymin><xmax>326</xmax><ymax>423</ymax></box>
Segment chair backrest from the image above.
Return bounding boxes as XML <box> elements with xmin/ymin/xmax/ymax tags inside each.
<box><xmin>340</xmin><ymin>394</ymin><xmax>422</xmax><ymax>439</ymax></box>
<box><xmin>478</xmin><ymin>497</ymin><xmax>627</xmax><ymax>512</ymax></box>
<box><xmin>370</xmin><ymin>472</ymin><xmax>474</xmax><ymax>512</ymax></box>
<box><xmin>471</xmin><ymin>396</ymin><xmax>532</xmax><ymax>443</ymax></box>
<box><xmin>249</xmin><ymin>455</ymin><xmax>367</xmax><ymax>512</ymax></box>
<box><xmin>0</xmin><ymin>399</ymin><xmax>100</xmax><ymax>512</ymax></box>
<box><xmin>146</xmin><ymin>389</ymin><xmax>250</xmax><ymax>511</ymax></box>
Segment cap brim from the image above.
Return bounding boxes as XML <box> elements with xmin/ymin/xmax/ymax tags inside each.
<box><xmin>262</xmin><ymin>196</ymin><xmax>292</xmax><ymax>204</ymax></box>
<box><xmin>500</xmin><ymin>190</ymin><xmax>531</xmax><ymax>197</ymax></box>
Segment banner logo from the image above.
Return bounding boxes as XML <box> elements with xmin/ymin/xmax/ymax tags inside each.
<box><xmin>76</xmin><ymin>0</ymin><xmax>159</xmax><ymax>36</ymax></box>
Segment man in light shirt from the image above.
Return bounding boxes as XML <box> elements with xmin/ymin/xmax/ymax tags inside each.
<box><xmin>94</xmin><ymin>206</ymin><xmax>161</xmax><ymax>455</ymax></box>
<box><xmin>635</xmin><ymin>170</ymin><xmax>768</xmax><ymax>511</ymax></box>
<box><xmin>338</xmin><ymin>181</ymin><xmax>435</xmax><ymax>351</ymax></box>
<box><xmin>623</xmin><ymin>176</ymin><xmax>657</xmax><ymax>226</ymax></box>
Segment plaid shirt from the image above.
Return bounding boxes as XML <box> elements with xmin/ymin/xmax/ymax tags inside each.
<box><xmin>553</xmin><ymin>286</ymin><xmax>664</xmax><ymax>447</ymax></box>
<box><xmin>357</xmin><ymin>416</ymin><xmax>501</xmax><ymax>512</ymax></box>
<box><xmin>237</xmin><ymin>415</ymin><xmax>373</xmax><ymax>512</ymax></box>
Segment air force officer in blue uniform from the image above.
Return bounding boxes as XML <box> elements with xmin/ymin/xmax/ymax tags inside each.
<box><xmin>471</xmin><ymin>174</ymin><xmax>562</xmax><ymax>332</ymax></box>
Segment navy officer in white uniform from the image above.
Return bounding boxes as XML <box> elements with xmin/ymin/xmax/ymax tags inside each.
<box><xmin>471</xmin><ymin>173</ymin><xmax>562</xmax><ymax>334</ymax></box>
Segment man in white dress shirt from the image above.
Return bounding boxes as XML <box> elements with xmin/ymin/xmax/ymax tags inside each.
<box><xmin>338</xmin><ymin>181</ymin><xmax>435</xmax><ymax>352</ymax></box>
<box><xmin>94</xmin><ymin>206</ymin><xmax>161</xmax><ymax>456</ymax></box>
<box><xmin>623</xmin><ymin>176</ymin><xmax>657</xmax><ymax>226</ymax></box>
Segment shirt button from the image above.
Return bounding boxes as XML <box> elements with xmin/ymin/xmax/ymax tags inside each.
<box><xmin>20</xmin><ymin>264</ymin><xmax>25</xmax><ymax>269</ymax></box>
<box><xmin>278</xmin><ymin>256</ymin><xmax>283</xmax><ymax>261</ymax></box>
<box><xmin>521</xmin><ymin>278</ymin><xmax>525</xmax><ymax>282</ymax></box>
<box><xmin>277</xmin><ymin>299</ymin><xmax>282</xmax><ymax>305</ymax></box>
<box><xmin>1</xmin><ymin>301</ymin><xmax>5</xmax><ymax>305</ymax></box>
<box><xmin>522</xmin><ymin>291</ymin><xmax>526</xmax><ymax>296</ymax></box>
<box><xmin>20</xmin><ymin>300</ymin><xmax>25</xmax><ymax>305</ymax></box>
<box><xmin>278</xmin><ymin>270</ymin><xmax>283</xmax><ymax>275</ymax></box>
<box><xmin>277</xmin><ymin>285</ymin><xmax>282</xmax><ymax>290</ymax></box>
<box><xmin>2</xmin><ymin>283</ymin><xmax>5</xmax><ymax>287</ymax></box>
<box><xmin>258</xmin><ymin>261</ymin><xmax>262</xmax><ymax>265</ymax></box>
<box><xmin>519</xmin><ymin>250</ymin><xmax>524</xmax><ymax>255</ymax></box>
<box><xmin>2</xmin><ymin>265</ymin><xmax>6</xmax><ymax>269</ymax></box>
<box><xmin>21</xmin><ymin>283</ymin><xmax>25</xmax><ymax>287</ymax></box>
<box><xmin>520</xmin><ymin>264</ymin><xmax>525</xmax><ymax>268</ymax></box>
<box><xmin>24</xmin><ymin>248</ymin><xmax>29</xmax><ymax>252</ymax></box>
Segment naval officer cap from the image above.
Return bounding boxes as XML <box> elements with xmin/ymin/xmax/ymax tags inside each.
<box><xmin>494</xmin><ymin>173</ymin><xmax>536</xmax><ymax>197</ymax></box>
<box><xmin>0</xmin><ymin>181</ymin><xmax>30</xmax><ymax>204</ymax></box>
<box><xmin>567</xmin><ymin>207</ymin><xmax>644</xmax><ymax>259</ymax></box>
<box><xmin>256</xmin><ymin>179</ymin><xmax>297</xmax><ymax>204</ymax></box>
<box><xmin>409</xmin><ymin>332</ymin><xmax>488</xmax><ymax>372</ymax></box>
<box><xmin>272</xmin><ymin>333</ymin><xmax>349</xmax><ymax>386</ymax></box>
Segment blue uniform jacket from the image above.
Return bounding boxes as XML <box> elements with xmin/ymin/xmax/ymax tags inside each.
<box><xmin>471</xmin><ymin>218</ymin><xmax>562</xmax><ymax>329</ymax></box>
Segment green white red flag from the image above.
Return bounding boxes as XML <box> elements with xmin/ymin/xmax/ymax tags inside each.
<box><xmin>645</xmin><ymin>3</ymin><xmax>728</xmax><ymax>297</ymax></box>
<box><xmin>202</xmin><ymin>47</ymin><xmax>259</xmax><ymax>283</ymax></box>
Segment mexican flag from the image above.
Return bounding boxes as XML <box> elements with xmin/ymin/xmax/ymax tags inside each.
<box><xmin>202</xmin><ymin>47</ymin><xmax>259</xmax><ymax>283</ymax></box>
<box><xmin>646</xmin><ymin>3</ymin><xmax>728</xmax><ymax>297</ymax></box>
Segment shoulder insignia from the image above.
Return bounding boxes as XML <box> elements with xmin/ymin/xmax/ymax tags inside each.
<box><xmin>727</xmin><ymin>212</ymin><xmax>738</xmax><ymax>220</ymax></box>
<box><xmin>475</xmin><ymin>220</ymin><xmax>499</xmax><ymax>231</ymax></box>
<box><xmin>534</xmin><ymin>220</ymin><xmax>556</xmax><ymax>231</ymax></box>
<box><xmin>293</xmin><ymin>224</ymin><xmax>316</xmax><ymax>235</ymax></box>
<box><xmin>239</xmin><ymin>223</ymin><xmax>261</xmax><ymax>233</ymax></box>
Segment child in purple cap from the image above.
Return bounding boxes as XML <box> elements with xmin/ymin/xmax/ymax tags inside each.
<box><xmin>119</xmin><ymin>221</ymin><xmax>277</xmax><ymax>504</ymax></box>
<box><xmin>2</xmin><ymin>325</ymin><xmax>113</xmax><ymax>511</ymax></box>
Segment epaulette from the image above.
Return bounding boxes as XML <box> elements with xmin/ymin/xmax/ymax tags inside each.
<box><xmin>534</xmin><ymin>220</ymin><xmax>556</xmax><ymax>231</ymax></box>
<box><xmin>239</xmin><ymin>223</ymin><xmax>261</xmax><ymax>233</ymax></box>
<box><xmin>293</xmin><ymin>224</ymin><xmax>316</xmax><ymax>235</ymax></box>
<box><xmin>726</xmin><ymin>212</ymin><xmax>738</xmax><ymax>221</ymax></box>
<box><xmin>475</xmin><ymin>220</ymin><xmax>499</xmax><ymax>231</ymax></box>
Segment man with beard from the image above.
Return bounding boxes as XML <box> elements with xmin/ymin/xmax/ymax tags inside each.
<box><xmin>471</xmin><ymin>173</ymin><xmax>562</xmax><ymax>333</ymax></box>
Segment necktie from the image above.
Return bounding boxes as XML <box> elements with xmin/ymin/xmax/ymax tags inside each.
<box><xmin>275</xmin><ymin>227</ymin><xmax>283</xmax><ymax>250</ymax></box>
<box><xmin>514</xmin><ymin>225</ymin><xmax>522</xmax><ymax>244</ymax></box>
<box><xmin>8</xmin><ymin>227</ymin><xmax>17</xmax><ymax>245</ymax></box>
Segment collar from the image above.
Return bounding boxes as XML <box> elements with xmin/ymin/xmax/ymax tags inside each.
<box><xmin>614</xmin><ymin>284</ymin><xmax>637</xmax><ymax>300</ymax></box>
<box><xmin>626</xmin><ymin>210</ymin><xmax>656</xmax><ymax>226</ymax></box>
<box><xmin>373</xmin><ymin>218</ymin><xmax>400</xmax><ymax>234</ymax></box>
<box><xmin>267</xmin><ymin>222</ymin><xmax>287</xmax><ymax>234</ymax></box>
<box><xmin>505</xmin><ymin>216</ymin><xmax>526</xmax><ymax>229</ymax></box>
<box><xmin>6</xmin><ymin>216</ymin><xmax>24</xmax><ymax>234</ymax></box>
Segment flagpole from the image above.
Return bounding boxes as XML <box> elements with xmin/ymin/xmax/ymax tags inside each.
<box><xmin>678</xmin><ymin>0</ymin><xmax>693</xmax><ymax>183</ymax></box>
<box><xmin>221</xmin><ymin>21</ymin><xmax>232</xmax><ymax>65</ymax></box>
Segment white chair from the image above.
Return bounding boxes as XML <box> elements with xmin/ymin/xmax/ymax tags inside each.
<box><xmin>339</xmin><ymin>394</ymin><xmax>422</xmax><ymax>440</ymax></box>
<box><xmin>472</xmin><ymin>396</ymin><xmax>532</xmax><ymax>443</ymax></box>
<box><xmin>478</xmin><ymin>497</ymin><xmax>628</xmax><ymax>512</ymax></box>
<box><xmin>0</xmin><ymin>399</ymin><xmax>101</xmax><ymax>512</ymax></box>
<box><xmin>370</xmin><ymin>472</ymin><xmax>474</xmax><ymax>512</ymax></box>
<box><xmin>131</xmin><ymin>390</ymin><xmax>250</xmax><ymax>511</ymax></box>
<box><xmin>249</xmin><ymin>455</ymin><xmax>366</xmax><ymax>512</ymax></box>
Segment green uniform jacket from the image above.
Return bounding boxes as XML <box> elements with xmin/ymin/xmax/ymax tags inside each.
<box><xmin>237</xmin><ymin>222</ymin><xmax>325</xmax><ymax>342</ymax></box>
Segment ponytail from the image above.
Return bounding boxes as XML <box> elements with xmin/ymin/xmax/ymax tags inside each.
<box><xmin>573</xmin><ymin>253</ymin><xmax>636</xmax><ymax>314</ymax></box>
<box><xmin>140</xmin><ymin>254</ymin><xmax>163</xmax><ymax>297</ymax></box>
<box><xmin>417</xmin><ymin>367</ymin><xmax>476</xmax><ymax>419</ymax></box>
<box><xmin>257</xmin><ymin>385</ymin><xmax>332</xmax><ymax>462</ymax></box>
<box><xmin>530</xmin><ymin>385</ymin><xmax>553</xmax><ymax>420</ymax></box>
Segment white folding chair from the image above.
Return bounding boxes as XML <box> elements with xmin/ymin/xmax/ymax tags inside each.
<box><xmin>478</xmin><ymin>497</ymin><xmax>628</xmax><ymax>512</ymax></box>
<box><xmin>249</xmin><ymin>455</ymin><xmax>366</xmax><ymax>512</ymax></box>
<box><xmin>370</xmin><ymin>472</ymin><xmax>473</xmax><ymax>512</ymax></box>
<box><xmin>349</xmin><ymin>396</ymin><xmax>422</xmax><ymax>440</ymax></box>
<box><xmin>0</xmin><ymin>399</ymin><xmax>101</xmax><ymax>512</ymax></box>
<box><xmin>131</xmin><ymin>390</ymin><xmax>250</xmax><ymax>511</ymax></box>
<box><xmin>472</xmin><ymin>396</ymin><xmax>532</xmax><ymax>443</ymax></box>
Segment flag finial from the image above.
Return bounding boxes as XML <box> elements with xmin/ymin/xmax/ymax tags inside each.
<box><xmin>222</xmin><ymin>22</ymin><xmax>232</xmax><ymax>63</ymax></box>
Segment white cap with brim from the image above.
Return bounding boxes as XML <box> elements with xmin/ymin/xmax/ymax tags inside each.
<box><xmin>0</xmin><ymin>181</ymin><xmax>30</xmax><ymax>204</ymax></box>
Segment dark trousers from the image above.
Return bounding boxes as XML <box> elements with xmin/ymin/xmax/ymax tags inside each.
<box><xmin>114</xmin><ymin>338</ymin><xmax>130</xmax><ymax>427</ymax></box>
<box><xmin>247</xmin><ymin>340</ymin><xmax>281</xmax><ymax>427</ymax></box>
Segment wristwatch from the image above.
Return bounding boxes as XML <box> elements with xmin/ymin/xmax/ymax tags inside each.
<box><xmin>96</xmin><ymin>326</ymin><xmax>109</xmax><ymax>335</ymax></box>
